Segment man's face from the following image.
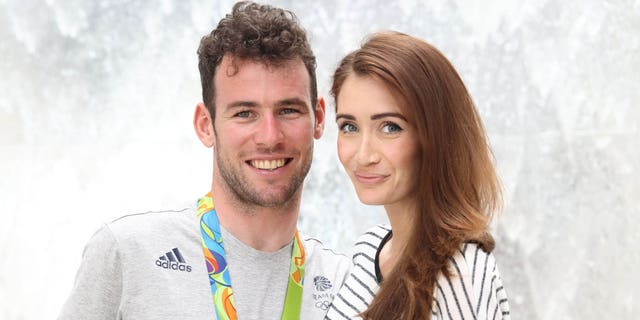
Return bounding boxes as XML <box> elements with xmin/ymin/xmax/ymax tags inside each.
<box><xmin>211</xmin><ymin>55</ymin><xmax>323</xmax><ymax>208</ymax></box>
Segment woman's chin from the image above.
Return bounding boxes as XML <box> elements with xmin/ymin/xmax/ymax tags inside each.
<box><xmin>355</xmin><ymin>194</ymin><xmax>386</xmax><ymax>206</ymax></box>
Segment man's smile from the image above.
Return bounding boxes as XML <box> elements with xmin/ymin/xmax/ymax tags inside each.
<box><xmin>248</xmin><ymin>158</ymin><xmax>291</xmax><ymax>170</ymax></box>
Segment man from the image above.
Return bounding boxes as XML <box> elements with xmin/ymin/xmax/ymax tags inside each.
<box><xmin>58</xmin><ymin>2</ymin><xmax>349</xmax><ymax>319</ymax></box>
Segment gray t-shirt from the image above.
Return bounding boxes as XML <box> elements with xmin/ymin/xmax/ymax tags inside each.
<box><xmin>221</xmin><ymin>226</ymin><xmax>291</xmax><ymax>319</ymax></box>
<box><xmin>58</xmin><ymin>203</ymin><xmax>350</xmax><ymax>320</ymax></box>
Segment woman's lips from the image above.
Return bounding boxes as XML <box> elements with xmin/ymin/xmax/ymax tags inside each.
<box><xmin>354</xmin><ymin>172</ymin><xmax>389</xmax><ymax>185</ymax></box>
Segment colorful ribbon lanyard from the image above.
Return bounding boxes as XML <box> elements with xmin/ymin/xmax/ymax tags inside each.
<box><xmin>197</xmin><ymin>193</ymin><xmax>306</xmax><ymax>320</ymax></box>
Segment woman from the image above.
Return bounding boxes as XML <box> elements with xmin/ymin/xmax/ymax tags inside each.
<box><xmin>325</xmin><ymin>31</ymin><xmax>510</xmax><ymax>320</ymax></box>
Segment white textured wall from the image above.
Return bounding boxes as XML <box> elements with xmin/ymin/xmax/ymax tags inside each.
<box><xmin>1</xmin><ymin>1</ymin><xmax>638</xmax><ymax>319</ymax></box>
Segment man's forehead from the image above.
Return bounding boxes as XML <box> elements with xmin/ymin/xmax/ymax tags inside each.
<box><xmin>217</xmin><ymin>55</ymin><xmax>307</xmax><ymax>78</ymax></box>
<box><xmin>213</xmin><ymin>55</ymin><xmax>312</xmax><ymax>109</ymax></box>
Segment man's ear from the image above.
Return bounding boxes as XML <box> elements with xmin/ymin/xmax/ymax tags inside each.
<box><xmin>313</xmin><ymin>97</ymin><xmax>326</xmax><ymax>139</ymax></box>
<box><xmin>194</xmin><ymin>102</ymin><xmax>215</xmax><ymax>148</ymax></box>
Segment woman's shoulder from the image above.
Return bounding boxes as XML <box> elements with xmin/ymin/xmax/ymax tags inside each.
<box><xmin>350</xmin><ymin>224</ymin><xmax>391</xmax><ymax>262</ymax></box>
<box><xmin>357</xmin><ymin>224</ymin><xmax>392</xmax><ymax>242</ymax></box>
<box><xmin>433</xmin><ymin>242</ymin><xmax>511</xmax><ymax>319</ymax></box>
<box><xmin>447</xmin><ymin>242</ymin><xmax>502</xmax><ymax>292</ymax></box>
<box><xmin>456</xmin><ymin>242</ymin><xmax>498</xmax><ymax>272</ymax></box>
<box><xmin>353</xmin><ymin>224</ymin><xmax>391</xmax><ymax>250</ymax></box>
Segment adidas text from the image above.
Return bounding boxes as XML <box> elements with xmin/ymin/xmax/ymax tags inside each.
<box><xmin>156</xmin><ymin>248</ymin><xmax>192</xmax><ymax>272</ymax></box>
<box><xmin>155</xmin><ymin>260</ymin><xmax>192</xmax><ymax>272</ymax></box>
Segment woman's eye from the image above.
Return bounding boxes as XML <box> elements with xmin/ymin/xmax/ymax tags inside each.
<box><xmin>381</xmin><ymin>122</ymin><xmax>402</xmax><ymax>134</ymax></box>
<box><xmin>339</xmin><ymin>122</ymin><xmax>358</xmax><ymax>133</ymax></box>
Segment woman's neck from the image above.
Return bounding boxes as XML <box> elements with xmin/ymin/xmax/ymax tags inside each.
<box><xmin>378</xmin><ymin>200</ymin><xmax>418</xmax><ymax>278</ymax></box>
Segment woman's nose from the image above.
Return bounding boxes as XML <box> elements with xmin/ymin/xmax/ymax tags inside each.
<box><xmin>355</xmin><ymin>135</ymin><xmax>381</xmax><ymax>165</ymax></box>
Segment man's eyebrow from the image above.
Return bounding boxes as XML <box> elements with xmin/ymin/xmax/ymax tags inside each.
<box><xmin>371</xmin><ymin>112</ymin><xmax>407</xmax><ymax>121</ymax></box>
<box><xmin>275</xmin><ymin>98</ymin><xmax>309</xmax><ymax>109</ymax></box>
<box><xmin>336</xmin><ymin>113</ymin><xmax>355</xmax><ymax>121</ymax></box>
<box><xmin>226</xmin><ymin>98</ymin><xmax>310</xmax><ymax>109</ymax></box>
<box><xmin>227</xmin><ymin>101</ymin><xmax>259</xmax><ymax>108</ymax></box>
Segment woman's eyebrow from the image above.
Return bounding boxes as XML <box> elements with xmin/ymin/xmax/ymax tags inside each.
<box><xmin>336</xmin><ymin>113</ymin><xmax>356</xmax><ymax>121</ymax></box>
<box><xmin>371</xmin><ymin>112</ymin><xmax>407</xmax><ymax>121</ymax></box>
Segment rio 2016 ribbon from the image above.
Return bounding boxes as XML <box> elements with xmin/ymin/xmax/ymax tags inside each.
<box><xmin>197</xmin><ymin>193</ymin><xmax>306</xmax><ymax>320</ymax></box>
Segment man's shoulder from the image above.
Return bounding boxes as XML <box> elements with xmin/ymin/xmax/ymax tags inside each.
<box><xmin>298</xmin><ymin>231</ymin><xmax>350</xmax><ymax>283</ymax></box>
<box><xmin>106</xmin><ymin>203</ymin><xmax>196</xmax><ymax>233</ymax></box>
<box><xmin>298</xmin><ymin>232</ymin><xmax>348</xmax><ymax>262</ymax></box>
<box><xmin>298</xmin><ymin>232</ymin><xmax>351</xmax><ymax>316</ymax></box>
<box><xmin>93</xmin><ymin>203</ymin><xmax>199</xmax><ymax>251</ymax></box>
<box><xmin>81</xmin><ymin>202</ymin><xmax>203</xmax><ymax>271</ymax></box>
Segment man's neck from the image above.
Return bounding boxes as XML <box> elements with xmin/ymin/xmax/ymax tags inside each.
<box><xmin>210</xmin><ymin>188</ymin><xmax>300</xmax><ymax>253</ymax></box>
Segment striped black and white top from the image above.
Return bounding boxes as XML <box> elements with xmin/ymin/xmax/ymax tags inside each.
<box><xmin>325</xmin><ymin>225</ymin><xmax>511</xmax><ymax>320</ymax></box>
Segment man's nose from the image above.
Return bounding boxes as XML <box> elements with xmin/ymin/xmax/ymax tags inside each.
<box><xmin>254</xmin><ymin>113</ymin><xmax>284</xmax><ymax>147</ymax></box>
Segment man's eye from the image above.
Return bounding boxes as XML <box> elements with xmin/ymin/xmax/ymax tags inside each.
<box><xmin>280</xmin><ymin>108</ymin><xmax>300</xmax><ymax>115</ymax></box>
<box><xmin>381</xmin><ymin>122</ymin><xmax>402</xmax><ymax>134</ymax></box>
<box><xmin>235</xmin><ymin>110</ymin><xmax>252</xmax><ymax>118</ymax></box>
<box><xmin>339</xmin><ymin>122</ymin><xmax>358</xmax><ymax>133</ymax></box>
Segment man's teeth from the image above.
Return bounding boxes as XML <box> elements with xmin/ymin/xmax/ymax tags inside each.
<box><xmin>251</xmin><ymin>159</ymin><xmax>286</xmax><ymax>170</ymax></box>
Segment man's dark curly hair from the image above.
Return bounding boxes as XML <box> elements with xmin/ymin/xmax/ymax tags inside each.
<box><xmin>197</xmin><ymin>1</ymin><xmax>317</xmax><ymax>121</ymax></box>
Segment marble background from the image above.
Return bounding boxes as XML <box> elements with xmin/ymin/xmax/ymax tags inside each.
<box><xmin>1</xmin><ymin>0</ymin><xmax>638</xmax><ymax>319</ymax></box>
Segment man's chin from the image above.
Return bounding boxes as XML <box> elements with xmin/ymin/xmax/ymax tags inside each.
<box><xmin>244</xmin><ymin>185</ymin><xmax>301</xmax><ymax>206</ymax></box>
<box><xmin>252</xmin><ymin>193</ymin><xmax>296</xmax><ymax>208</ymax></box>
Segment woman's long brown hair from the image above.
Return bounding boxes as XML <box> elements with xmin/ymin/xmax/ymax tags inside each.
<box><xmin>331</xmin><ymin>31</ymin><xmax>501</xmax><ymax>319</ymax></box>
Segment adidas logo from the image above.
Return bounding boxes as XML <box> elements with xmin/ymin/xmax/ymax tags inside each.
<box><xmin>155</xmin><ymin>247</ymin><xmax>192</xmax><ymax>272</ymax></box>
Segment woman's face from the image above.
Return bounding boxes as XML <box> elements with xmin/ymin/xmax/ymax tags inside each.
<box><xmin>336</xmin><ymin>75</ymin><xmax>420</xmax><ymax>207</ymax></box>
